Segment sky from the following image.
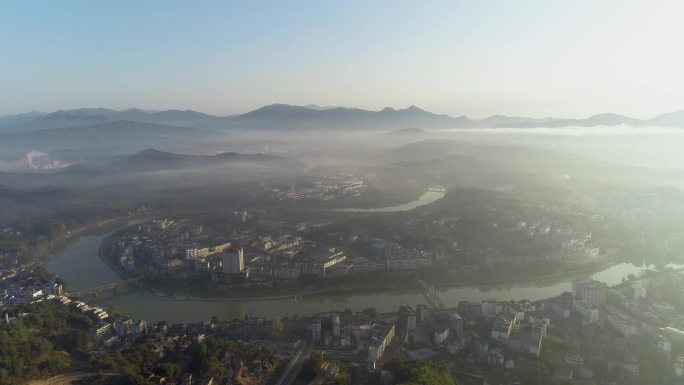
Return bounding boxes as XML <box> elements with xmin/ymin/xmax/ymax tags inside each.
<box><xmin>2</xmin><ymin>0</ymin><xmax>684</xmax><ymax>118</ymax></box>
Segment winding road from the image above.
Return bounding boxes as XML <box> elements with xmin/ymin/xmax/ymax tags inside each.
<box><xmin>275</xmin><ymin>345</ymin><xmax>310</xmax><ymax>385</ymax></box>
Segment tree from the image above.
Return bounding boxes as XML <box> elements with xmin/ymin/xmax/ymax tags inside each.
<box><xmin>362</xmin><ymin>308</ymin><xmax>379</xmax><ymax>318</ymax></box>
<box><xmin>29</xmin><ymin>337</ymin><xmax>53</xmax><ymax>360</ymax></box>
<box><xmin>299</xmin><ymin>352</ymin><xmax>324</xmax><ymax>381</ymax></box>
<box><xmin>48</xmin><ymin>352</ymin><xmax>70</xmax><ymax>372</ymax></box>
<box><xmin>66</xmin><ymin>329</ymin><xmax>94</xmax><ymax>351</ymax></box>
<box><xmin>120</xmin><ymin>369</ymin><xmax>152</xmax><ymax>385</ymax></box>
<box><xmin>271</xmin><ymin>319</ymin><xmax>284</xmax><ymax>340</ymax></box>
<box><xmin>384</xmin><ymin>359</ymin><xmax>455</xmax><ymax>385</ymax></box>
<box><xmin>155</xmin><ymin>362</ymin><xmax>181</xmax><ymax>380</ymax></box>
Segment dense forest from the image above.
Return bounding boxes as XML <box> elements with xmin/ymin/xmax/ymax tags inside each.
<box><xmin>0</xmin><ymin>302</ymin><xmax>93</xmax><ymax>385</ymax></box>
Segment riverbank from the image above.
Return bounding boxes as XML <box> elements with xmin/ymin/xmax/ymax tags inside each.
<box><xmin>48</xmin><ymin>229</ymin><xmax>659</xmax><ymax>323</ymax></box>
<box><xmin>97</xmin><ymin>219</ymin><xmax>623</xmax><ymax>302</ymax></box>
<box><xmin>127</xmin><ymin>256</ymin><xmax>621</xmax><ymax>304</ymax></box>
<box><xmin>437</xmin><ymin>256</ymin><xmax>620</xmax><ymax>290</ymax></box>
<box><xmin>35</xmin><ymin>215</ymin><xmax>139</xmax><ymax>263</ymax></box>
<box><xmin>92</xmin><ymin>219</ymin><xmax>629</xmax><ymax>304</ymax></box>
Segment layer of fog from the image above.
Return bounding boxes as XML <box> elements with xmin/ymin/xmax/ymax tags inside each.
<box><xmin>4</xmin><ymin>123</ymin><xmax>684</xmax><ymax>197</ymax></box>
<box><xmin>432</xmin><ymin>125</ymin><xmax>684</xmax><ymax>171</ymax></box>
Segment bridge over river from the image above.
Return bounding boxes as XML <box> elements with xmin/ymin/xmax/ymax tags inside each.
<box><xmin>71</xmin><ymin>277</ymin><xmax>141</xmax><ymax>298</ymax></box>
<box><xmin>46</xmin><ymin>216</ymin><xmax>674</xmax><ymax>323</ymax></box>
<box><xmin>418</xmin><ymin>279</ymin><xmax>446</xmax><ymax>309</ymax></box>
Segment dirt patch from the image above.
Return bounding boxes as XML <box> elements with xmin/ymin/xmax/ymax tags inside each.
<box><xmin>27</xmin><ymin>373</ymin><xmax>90</xmax><ymax>385</ymax></box>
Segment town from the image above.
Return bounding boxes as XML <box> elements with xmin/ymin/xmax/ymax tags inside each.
<box><xmin>4</xmin><ymin>262</ymin><xmax>684</xmax><ymax>384</ymax></box>
<box><xmin>4</xmin><ymin>1</ymin><xmax>684</xmax><ymax>384</ymax></box>
<box><xmin>101</xmin><ymin>194</ymin><xmax>615</xmax><ymax>299</ymax></box>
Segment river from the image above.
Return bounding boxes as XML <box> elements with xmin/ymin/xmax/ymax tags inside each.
<box><xmin>45</xmin><ymin>229</ymin><xmax>677</xmax><ymax>323</ymax></box>
<box><xmin>43</xmin><ymin>189</ymin><xmax>680</xmax><ymax>323</ymax></box>
<box><xmin>336</xmin><ymin>190</ymin><xmax>446</xmax><ymax>212</ymax></box>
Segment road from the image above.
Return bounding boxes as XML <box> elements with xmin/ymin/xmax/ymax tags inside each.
<box><xmin>274</xmin><ymin>345</ymin><xmax>310</xmax><ymax>385</ymax></box>
<box><xmin>27</xmin><ymin>372</ymin><xmax>119</xmax><ymax>385</ymax></box>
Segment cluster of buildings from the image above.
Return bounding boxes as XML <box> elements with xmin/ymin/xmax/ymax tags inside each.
<box><xmin>407</xmin><ymin>300</ymin><xmax>545</xmax><ymax>361</ymax></box>
<box><xmin>185</xmin><ymin>242</ymin><xmax>232</xmax><ymax>261</ymax></box>
<box><xmin>217</xmin><ymin>247</ymin><xmax>350</xmax><ymax>281</ymax></box>
<box><xmin>309</xmin><ymin>310</ymin><xmax>396</xmax><ymax>368</ymax></box>
<box><xmin>544</xmin><ymin>279</ymin><xmax>606</xmax><ymax>328</ymax></box>
<box><xmin>384</xmin><ymin>246</ymin><xmax>433</xmax><ymax>270</ymax></box>
<box><xmin>557</xmin><ymin>230</ymin><xmax>601</xmax><ymax>262</ymax></box>
<box><xmin>0</xmin><ymin>268</ymin><xmax>63</xmax><ymax>308</ymax></box>
<box><xmin>514</xmin><ymin>223</ymin><xmax>600</xmax><ymax>262</ymax></box>
<box><xmin>110</xmin><ymin>218</ymin><xmax>312</xmax><ymax>281</ymax></box>
<box><xmin>110</xmin><ymin>219</ymin><xmax>209</xmax><ymax>273</ymax></box>
<box><xmin>490</xmin><ymin>311</ymin><xmax>547</xmax><ymax>356</ymax></box>
<box><xmin>105</xmin><ymin>205</ymin><xmax>608</xmax><ymax>296</ymax></box>
<box><xmin>109</xmin><ymin>217</ymin><xmax>443</xmax><ymax>289</ymax></box>
<box><xmin>386</xmin><ymin>288</ymin><xmax>640</xmax><ymax>382</ymax></box>
<box><xmin>49</xmin><ymin>296</ymin><xmax>149</xmax><ymax>348</ymax></box>
<box><xmin>84</xmin><ymin>305</ymin><xmax>286</xmax><ymax>385</ymax></box>
<box><xmin>147</xmin><ymin>319</ymin><xmax>286</xmax><ymax>385</ymax></box>
<box><xmin>10</xmin><ymin>265</ymin><xmax>684</xmax><ymax>384</ymax></box>
<box><xmin>379</xmin><ymin>199</ymin><xmax>612</xmax><ymax>273</ymax></box>
<box><xmin>601</xmin><ymin>269</ymin><xmax>684</xmax><ymax>379</ymax></box>
<box><xmin>263</xmin><ymin>171</ymin><xmax>372</xmax><ymax>202</ymax></box>
<box><xmin>462</xmin><ymin>272</ymin><xmax>684</xmax><ymax>382</ymax></box>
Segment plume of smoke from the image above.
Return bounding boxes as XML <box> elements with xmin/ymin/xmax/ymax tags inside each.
<box><xmin>26</xmin><ymin>150</ymin><xmax>48</xmax><ymax>168</ymax></box>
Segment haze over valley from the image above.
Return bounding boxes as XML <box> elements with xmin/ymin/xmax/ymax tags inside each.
<box><xmin>5</xmin><ymin>2</ymin><xmax>684</xmax><ymax>385</ymax></box>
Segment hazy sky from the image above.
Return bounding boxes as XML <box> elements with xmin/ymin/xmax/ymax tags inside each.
<box><xmin>2</xmin><ymin>1</ymin><xmax>684</xmax><ymax>118</ymax></box>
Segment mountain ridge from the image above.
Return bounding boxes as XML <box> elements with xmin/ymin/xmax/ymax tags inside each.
<box><xmin>3</xmin><ymin>104</ymin><xmax>684</xmax><ymax>131</ymax></box>
<box><xmin>116</xmin><ymin>148</ymin><xmax>285</xmax><ymax>172</ymax></box>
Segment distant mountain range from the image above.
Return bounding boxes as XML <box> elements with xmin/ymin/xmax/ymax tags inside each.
<box><xmin>3</xmin><ymin>104</ymin><xmax>684</xmax><ymax>133</ymax></box>
<box><xmin>0</xmin><ymin>120</ymin><xmax>202</xmax><ymax>147</ymax></box>
<box><xmin>117</xmin><ymin>148</ymin><xmax>282</xmax><ymax>171</ymax></box>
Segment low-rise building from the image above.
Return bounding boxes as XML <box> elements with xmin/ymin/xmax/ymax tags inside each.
<box><xmin>572</xmin><ymin>299</ymin><xmax>600</xmax><ymax>323</ymax></box>
<box><xmin>90</xmin><ymin>322</ymin><xmax>114</xmax><ymax>344</ymax></box>
<box><xmin>368</xmin><ymin>322</ymin><xmax>396</xmax><ymax>366</ymax></box>
<box><xmin>491</xmin><ymin>315</ymin><xmax>545</xmax><ymax>356</ymax></box>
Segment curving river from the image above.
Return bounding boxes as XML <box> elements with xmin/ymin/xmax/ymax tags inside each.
<box><xmin>45</xmin><ymin>229</ymin><xmax>675</xmax><ymax>323</ymax></box>
<box><xmin>43</xmin><ymin>189</ymin><xmax>681</xmax><ymax>323</ymax></box>
<box><xmin>336</xmin><ymin>190</ymin><xmax>446</xmax><ymax>212</ymax></box>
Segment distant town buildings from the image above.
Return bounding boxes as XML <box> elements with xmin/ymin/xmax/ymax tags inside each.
<box><xmin>385</xmin><ymin>246</ymin><xmax>432</xmax><ymax>270</ymax></box>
